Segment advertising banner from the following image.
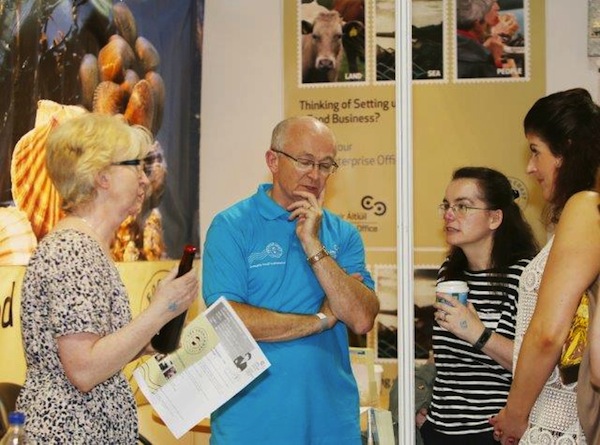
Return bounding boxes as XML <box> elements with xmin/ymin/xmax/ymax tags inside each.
<box><xmin>285</xmin><ymin>0</ymin><xmax>397</xmax><ymax>267</ymax></box>
<box><xmin>0</xmin><ymin>0</ymin><xmax>203</xmax><ymax>260</ymax></box>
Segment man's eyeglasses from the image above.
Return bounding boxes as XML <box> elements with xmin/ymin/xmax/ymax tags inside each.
<box><xmin>437</xmin><ymin>202</ymin><xmax>491</xmax><ymax>218</ymax></box>
<box><xmin>271</xmin><ymin>149</ymin><xmax>338</xmax><ymax>175</ymax></box>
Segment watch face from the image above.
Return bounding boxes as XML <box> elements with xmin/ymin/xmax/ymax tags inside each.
<box><xmin>308</xmin><ymin>248</ymin><xmax>329</xmax><ymax>265</ymax></box>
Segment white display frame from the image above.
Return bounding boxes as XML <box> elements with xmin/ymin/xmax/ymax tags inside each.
<box><xmin>395</xmin><ymin>1</ymin><xmax>415</xmax><ymax>444</ymax></box>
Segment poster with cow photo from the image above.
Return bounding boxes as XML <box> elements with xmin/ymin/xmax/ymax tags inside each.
<box><xmin>299</xmin><ymin>0</ymin><xmax>366</xmax><ymax>85</ymax></box>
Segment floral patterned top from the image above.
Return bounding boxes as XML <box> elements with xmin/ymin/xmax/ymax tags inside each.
<box><xmin>16</xmin><ymin>229</ymin><xmax>138</xmax><ymax>444</ymax></box>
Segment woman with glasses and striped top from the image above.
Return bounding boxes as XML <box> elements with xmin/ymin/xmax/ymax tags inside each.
<box><xmin>419</xmin><ymin>166</ymin><xmax>538</xmax><ymax>445</ymax></box>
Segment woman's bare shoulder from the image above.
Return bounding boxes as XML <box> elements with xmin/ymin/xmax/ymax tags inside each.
<box><xmin>563</xmin><ymin>190</ymin><xmax>600</xmax><ymax>214</ymax></box>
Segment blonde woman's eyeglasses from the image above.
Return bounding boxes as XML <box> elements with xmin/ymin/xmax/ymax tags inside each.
<box><xmin>112</xmin><ymin>158</ymin><xmax>151</xmax><ymax>177</ymax></box>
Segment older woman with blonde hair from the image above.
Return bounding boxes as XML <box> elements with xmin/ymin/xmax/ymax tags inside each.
<box><xmin>16</xmin><ymin>113</ymin><xmax>199</xmax><ymax>444</ymax></box>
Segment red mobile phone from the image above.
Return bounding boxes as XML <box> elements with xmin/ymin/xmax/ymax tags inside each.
<box><xmin>151</xmin><ymin>245</ymin><xmax>198</xmax><ymax>354</ymax></box>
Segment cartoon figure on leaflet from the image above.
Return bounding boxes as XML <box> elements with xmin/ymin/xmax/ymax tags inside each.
<box><xmin>233</xmin><ymin>352</ymin><xmax>252</xmax><ymax>372</ymax></box>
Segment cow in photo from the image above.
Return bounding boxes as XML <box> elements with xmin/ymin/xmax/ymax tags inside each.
<box><xmin>302</xmin><ymin>10</ymin><xmax>345</xmax><ymax>83</ymax></box>
<box><xmin>301</xmin><ymin>1</ymin><xmax>365</xmax><ymax>83</ymax></box>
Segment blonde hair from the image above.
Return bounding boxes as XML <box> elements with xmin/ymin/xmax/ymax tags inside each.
<box><xmin>45</xmin><ymin>113</ymin><xmax>153</xmax><ymax>211</ymax></box>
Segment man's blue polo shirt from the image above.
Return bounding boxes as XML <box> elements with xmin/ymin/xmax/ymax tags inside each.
<box><xmin>202</xmin><ymin>183</ymin><xmax>374</xmax><ymax>444</ymax></box>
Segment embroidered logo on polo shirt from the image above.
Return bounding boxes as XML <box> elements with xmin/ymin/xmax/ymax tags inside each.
<box><xmin>248</xmin><ymin>242</ymin><xmax>285</xmax><ymax>268</ymax></box>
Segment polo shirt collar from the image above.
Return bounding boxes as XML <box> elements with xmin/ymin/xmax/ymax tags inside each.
<box><xmin>256</xmin><ymin>183</ymin><xmax>289</xmax><ymax>220</ymax></box>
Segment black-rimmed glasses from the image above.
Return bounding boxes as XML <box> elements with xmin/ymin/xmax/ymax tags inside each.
<box><xmin>112</xmin><ymin>158</ymin><xmax>151</xmax><ymax>177</ymax></box>
<box><xmin>113</xmin><ymin>159</ymin><xmax>143</xmax><ymax>168</ymax></box>
<box><xmin>271</xmin><ymin>149</ymin><xmax>338</xmax><ymax>175</ymax></box>
<box><xmin>437</xmin><ymin>203</ymin><xmax>491</xmax><ymax>218</ymax></box>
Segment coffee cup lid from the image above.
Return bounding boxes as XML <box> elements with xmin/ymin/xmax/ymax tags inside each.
<box><xmin>436</xmin><ymin>280</ymin><xmax>469</xmax><ymax>293</ymax></box>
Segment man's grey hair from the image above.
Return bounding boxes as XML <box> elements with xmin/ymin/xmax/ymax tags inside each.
<box><xmin>270</xmin><ymin>116</ymin><xmax>326</xmax><ymax>151</ymax></box>
<box><xmin>456</xmin><ymin>0</ymin><xmax>494</xmax><ymax>30</ymax></box>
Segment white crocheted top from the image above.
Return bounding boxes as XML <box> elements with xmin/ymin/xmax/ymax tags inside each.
<box><xmin>513</xmin><ymin>237</ymin><xmax>586</xmax><ymax>444</ymax></box>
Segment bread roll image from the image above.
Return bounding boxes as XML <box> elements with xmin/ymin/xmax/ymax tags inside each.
<box><xmin>79</xmin><ymin>53</ymin><xmax>99</xmax><ymax>111</ymax></box>
<box><xmin>93</xmin><ymin>80</ymin><xmax>128</xmax><ymax>115</ymax></box>
<box><xmin>113</xmin><ymin>2</ymin><xmax>138</xmax><ymax>48</ymax></box>
<box><xmin>144</xmin><ymin>71</ymin><xmax>165</xmax><ymax>134</ymax></box>
<box><xmin>121</xmin><ymin>69</ymin><xmax>140</xmax><ymax>96</ymax></box>
<box><xmin>124</xmin><ymin>79</ymin><xmax>155</xmax><ymax>131</ymax></box>
<box><xmin>135</xmin><ymin>36</ymin><xmax>160</xmax><ymax>73</ymax></box>
<box><xmin>98</xmin><ymin>34</ymin><xmax>135</xmax><ymax>83</ymax></box>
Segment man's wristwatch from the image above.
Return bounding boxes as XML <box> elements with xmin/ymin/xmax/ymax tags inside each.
<box><xmin>316</xmin><ymin>312</ymin><xmax>329</xmax><ymax>333</ymax></box>
<box><xmin>307</xmin><ymin>247</ymin><xmax>329</xmax><ymax>265</ymax></box>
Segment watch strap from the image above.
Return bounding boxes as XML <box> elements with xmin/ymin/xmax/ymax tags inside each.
<box><xmin>316</xmin><ymin>312</ymin><xmax>328</xmax><ymax>333</ymax></box>
<box><xmin>307</xmin><ymin>247</ymin><xmax>329</xmax><ymax>265</ymax></box>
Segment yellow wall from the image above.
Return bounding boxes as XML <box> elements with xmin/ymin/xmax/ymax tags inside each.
<box><xmin>413</xmin><ymin>2</ymin><xmax>547</xmax><ymax>266</ymax></box>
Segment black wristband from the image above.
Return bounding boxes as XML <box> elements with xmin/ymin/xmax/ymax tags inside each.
<box><xmin>473</xmin><ymin>327</ymin><xmax>493</xmax><ymax>350</ymax></box>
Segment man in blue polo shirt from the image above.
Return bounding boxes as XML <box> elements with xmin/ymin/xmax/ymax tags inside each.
<box><xmin>202</xmin><ymin>116</ymin><xmax>379</xmax><ymax>444</ymax></box>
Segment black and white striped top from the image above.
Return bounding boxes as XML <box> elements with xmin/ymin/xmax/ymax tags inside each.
<box><xmin>426</xmin><ymin>258</ymin><xmax>530</xmax><ymax>436</ymax></box>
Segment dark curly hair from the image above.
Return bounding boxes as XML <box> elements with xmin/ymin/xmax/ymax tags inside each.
<box><xmin>443</xmin><ymin>166</ymin><xmax>538</xmax><ymax>279</ymax></box>
<box><xmin>524</xmin><ymin>88</ymin><xmax>600</xmax><ymax>224</ymax></box>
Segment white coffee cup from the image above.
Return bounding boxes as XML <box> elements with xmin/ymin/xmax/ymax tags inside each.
<box><xmin>436</xmin><ymin>280</ymin><xmax>469</xmax><ymax>305</ymax></box>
